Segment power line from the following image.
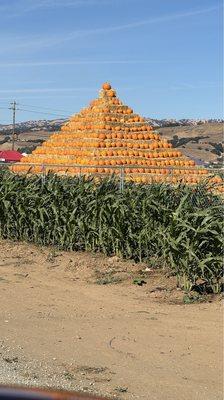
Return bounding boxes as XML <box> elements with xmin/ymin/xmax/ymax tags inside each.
<box><xmin>17</xmin><ymin>108</ymin><xmax>69</xmax><ymax>118</ymax></box>
<box><xmin>19</xmin><ymin>103</ymin><xmax>74</xmax><ymax>114</ymax></box>
<box><xmin>0</xmin><ymin>103</ymin><xmax>10</xmax><ymax>107</ymax></box>
<box><xmin>0</xmin><ymin>105</ymin><xmax>70</xmax><ymax>118</ymax></box>
<box><xmin>0</xmin><ymin>103</ymin><xmax>72</xmax><ymax>131</ymax></box>
<box><xmin>1</xmin><ymin>100</ymin><xmax>75</xmax><ymax>117</ymax></box>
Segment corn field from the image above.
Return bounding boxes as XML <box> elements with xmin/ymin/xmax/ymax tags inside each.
<box><xmin>0</xmin><ymin>169</ymin><xmax>223</xmax><ymax>293</ymax></box>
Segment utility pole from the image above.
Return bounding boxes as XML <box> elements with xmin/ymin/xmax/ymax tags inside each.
<box><xmin>9</xmin><ymin>101</ymin><xmax>17</xmax><ymax>150</ymax></box>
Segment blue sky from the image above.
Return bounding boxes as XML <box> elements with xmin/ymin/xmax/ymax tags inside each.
<box><xmin>0</xmin><ymin>0</ymin><xmax>222</xmax><ymax>123</ymax></box>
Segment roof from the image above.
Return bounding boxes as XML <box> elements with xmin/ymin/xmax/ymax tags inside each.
<box><xmin>0</xmin><ymin>150</ymin><xmax>23</xmax><ymax>162</ymax></box>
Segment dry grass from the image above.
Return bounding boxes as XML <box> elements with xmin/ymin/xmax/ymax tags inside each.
<box><xmin>158</xmin><ymin>123</ymin><xmax>223</xmax><ymax>164</ymax></box>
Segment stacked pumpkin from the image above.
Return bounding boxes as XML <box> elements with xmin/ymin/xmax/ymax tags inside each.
<box><xmin>12</xmin><ymin>82</ymin><xmax>223</xmax><ymax>190</ymax></box>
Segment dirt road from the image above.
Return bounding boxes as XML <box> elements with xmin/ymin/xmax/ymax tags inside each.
<box><xmin>0</xmin><ymin>240</ymin><xmax>222</xmax><ymax>399</ymax></box>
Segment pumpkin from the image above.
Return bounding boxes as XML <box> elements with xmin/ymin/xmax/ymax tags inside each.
<box><xmin>102</xmin><ymin>82</ymin><xmax>111</xmax><ymax>90</ymax></box>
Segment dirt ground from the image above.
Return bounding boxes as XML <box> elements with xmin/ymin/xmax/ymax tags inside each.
<box><xmin>0</xmin><ymin>240</ymin><xmax>223</xmax><ymax>400</ymax></box>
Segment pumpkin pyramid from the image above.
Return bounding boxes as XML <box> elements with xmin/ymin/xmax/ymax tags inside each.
<box><xmin>12</xmin><ymin>82</ymin><xmax>213</xmax><ymax>184</ymax></box>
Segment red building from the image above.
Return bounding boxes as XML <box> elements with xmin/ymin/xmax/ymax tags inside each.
<box><xmin>0</xmin><ymin>150</ymin><xmax>22</xmax><ymax>163</ymax></box>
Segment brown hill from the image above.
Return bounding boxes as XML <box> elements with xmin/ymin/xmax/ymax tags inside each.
<box><xmin>158</xmin><ymin>123</ymin><xmax>223</xmax><ymax>166</ymax></box>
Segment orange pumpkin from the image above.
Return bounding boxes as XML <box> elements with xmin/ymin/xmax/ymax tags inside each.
<box><xmin>102</xmin><ymin>82</ymin><xmax>111</xmax><ymax>90</ymax></box>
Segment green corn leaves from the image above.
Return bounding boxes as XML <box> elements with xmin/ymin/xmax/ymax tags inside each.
<box><xmin>0</xmin><ymin>169</ymin><xmax>222</xmax><ymax>293</ymax></box>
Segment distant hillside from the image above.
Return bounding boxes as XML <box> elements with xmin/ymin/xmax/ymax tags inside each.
<box><xmin>0</xmin><ymin>117</ymin><xmax>223</xmax><ymax>135</ymax></box>
<box><xmin>158</xmin><ymin>123</ymin><xmax>223</xmax><ymax>167</ymax></box>
<box><xmin>0</xmin><ymin>119</ymin><xmax>66</xmax><ymax>134</ymax></box>
<box><xmin>146</xmin><ymin>118</ymin><xmax>223</xmax><ymax>128</ymax></box>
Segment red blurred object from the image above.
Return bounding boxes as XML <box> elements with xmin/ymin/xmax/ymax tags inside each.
<box><xmin>0</xmin><ymin>386</ymin><xmax>108</xmax><ymax>400</ymax></box>
<box><xmin>0</xmin><ymin>150</ymin><xmax>22</xmax><ymax>163</ymax></box>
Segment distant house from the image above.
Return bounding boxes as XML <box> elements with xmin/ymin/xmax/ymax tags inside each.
<box><xmin>0</xmin><ymin>150</ymin><xmax>22</xmax><ymax>163</ymax></box>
